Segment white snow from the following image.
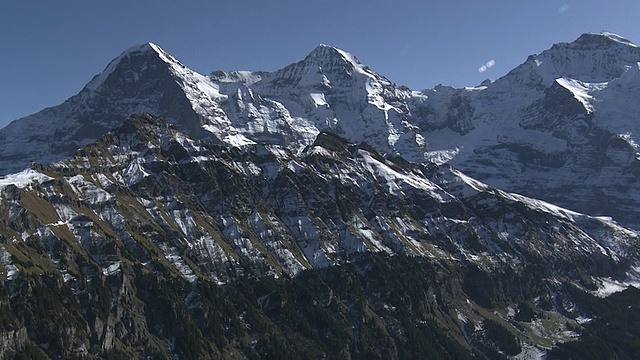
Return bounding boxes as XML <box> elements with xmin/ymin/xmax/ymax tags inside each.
<box><xmin>451</xmin><ymin>168</ymin><xmax>490</xmax><ymax>193</ymax></box>
<box><xmin>161</xmin><ymin>245</ymin><xmax>197</xmax><ymax>283</ymax></box>
<box><xmin>0</xmin><ymin>169</ymin><xmax>53</xmax><ymax>191</ymax></box>
<box><xmin>211</xmin><ymin>70</ymin><xmax>263</xmax><ymax>85</ymax></box>
<box><xmin>424</xmin><ymin>148</ymin><xmax>461</xmax><ymax>165</ymax></box>
<box><xmin>456</xmin><ymin>312</ymin><xmax>467</xmax><ymax>323</ymax></box>
<box><xmin>514</xmin><ymin>344</ymin><xmax>546</xmax><ymax>360</ymax></box>
<box><xmin>93</xmin><ymin>173</ymin><xmax>114</xmax><ymax>188</ymax></box>
<box><xmin>194</xmin><ymin>74</ymin><xmax>227</xmax><ymax>101</ymax></box>
<box><xmin>359</xmin><ymin>150</ymin><xmax>447</xmax><ymax>201</ymax></box>
<box><xmin>619</xmin><ymin>132</ymin><xmax>640</xmax><ymax>152</ymax></box>
<box><xmin>67</xmin><ymin>175</ymin><xmax>113</xmax><ymax>204</ymax></box>
<box><xmin>455</xmin><ymin>171</ymin><xmax>585</xmax><ymax>221</ymax></box>
<box><xmin>102</xmin><ymin>261</ymin><xmax>122</xmax><ymax>276</ymax></box>
<box><xmin>122</xmin><ymin>158</ymin><xmax>150</xmax><ymax>186</ymax></box>
<box><xmin>5</xmin><ymin>266</ymin><xmax>18</xmax><ymax>281</ymax></box>
<box><xmin>594</xmin><ymin>266</ymin><xmax>640</xmax><ymax>297</ymax></box>
<box><xmin>351</xmin><ymin>215</ymin><xmax>394</xmax><ymax>255</ymax></box>
<box><xmin>576</xmin><ymin>316</ymin><xmax>592</xmax><ymax>324</ymax></box>
<box><xmin>0</xmin><ymin>245</ymin><xmax>18</xmax><ymax>281</ymax></box>
<box><xmin>599</xmin><ymin>31</ymin><xmax>638</xmax><ymax>47</ymax></box>
<box><xmin>310</xmin><ymin>93</ymin><xmax>328</xmax><ymax>107</ymax></box>
<box><xmin>555</xmin><ymin>77</ymin><xmax>606</xmax><ymax>113</ymax></box>
<box><xmin>222</xmin><ymin>133</ymin><xmax>257</xmax><ymax>147</ymax></box>
<box><xmin>595</xmin><ymin>278</ymin><xmax>629</xmax><ymax>297</ymax></box>
<box><xmin>499</xmin><ymin>191</ymin><xmax>582</xmax><ymax>222</ymax></box>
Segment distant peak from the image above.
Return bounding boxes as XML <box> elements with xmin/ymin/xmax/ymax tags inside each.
<box><xmin>311</xmin><ymin>43</ymin><xmax>341</xmax><ymax>53</ymax></box>
<box><xmin>268</xmin><ymin>43</ymin><xmax>381</xmax><ymax>87</ymax></box>
<box><xmin>119</xmin><ymin>42</ymin><xmax>178</xmax><ymax>63</ymax></box>
<box><xmin>513</xmin><ymin>31</ymin><xmax>640</xmax><ymax>84</ymax></box>
<box><xmin>316</xmin><ymin>43</ymin><xmax>334</xmax><ymax>49</ymax></box>
<box><xmin>597</xmin><ymin>31</ymin><xmax>637</xmax><ymax>46</ymax></box>
<box><xmin>305</xmin><ymin>44</ymin><xmax>362</xmax><ymax>67</ymax></box>
<box><xmin>312</xmin><ymin>43</ymin><xmax>348</xmax><ymax>53</ymax></box>
<box><xmin>83</xmin><ymin>42</ymin><xmax>182</xmax><ymax>92</ymax></box>
<box><xmin>120</xmin><ymin>42</ymin><xmax>161</xmax><ymax>56</ymax></box>
<box><xmin>571</xmin><ymin>31</ymin><xmax>637</xmax><ymax>48</ymax></box>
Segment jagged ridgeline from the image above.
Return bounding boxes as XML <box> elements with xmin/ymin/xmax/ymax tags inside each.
<box><xmin>1</xmin><ymin>113</ymin><xmax>640</xmax><ymax>358</ymax></box>
<box><xmin>4</xmin><ymin>33</ymin><xmax>640</xmax><ymax>229</ymax></box>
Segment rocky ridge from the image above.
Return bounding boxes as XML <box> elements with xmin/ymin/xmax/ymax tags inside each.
<box><xmin>0</xmin><ymin>114</ymin><xmax>639</xmax><ymax>358</ymax></box>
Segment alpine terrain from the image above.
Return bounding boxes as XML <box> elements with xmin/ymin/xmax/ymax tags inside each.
<box><xmin>0</xmin><ymin>32</ymin><xmax>640</xmax><ymax>359</ymax></box>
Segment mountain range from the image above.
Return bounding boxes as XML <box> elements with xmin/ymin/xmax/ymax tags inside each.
<box><xmin>3</xmin><ymin>32</ymin><xmax>640</xmax><ymax>229</ymax></box>
<box><xmin>1</xmin><ymin>32</ymin><xmax>640</xmax><ymax>358</ymax></box>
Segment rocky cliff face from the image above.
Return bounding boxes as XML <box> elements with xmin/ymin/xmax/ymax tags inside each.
<box><xmin>1</xmin><ymin>114</ymin><xmax>639</xmax><ymax>358</ymax></box>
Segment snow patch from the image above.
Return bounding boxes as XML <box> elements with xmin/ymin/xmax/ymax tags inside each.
<box><xmin>122</xmin><ymin>158</ymin><xmax>150</xmax><ymax>185</ymax></box>
<box><xmin>360</xmin><ymin>151</ymin><xmax>446</xmax><ymax>201</ymax></box>
<box><xmin>451</xmin><ymin>168</ymin><xmax>490</xmax><ymax>193</ymax></box>
<box><xmin>161</xmin><ymin>245</ymin><xmax>197</xmax><ymax>283</ymax></box>
<box><xmin>594</xmin><ymin>266</ymin><xmax>640</xmax><ymax>297</ymax></box>
<box><xmin>222</xmin><ymin>133</ymin><xmax>256</xmax><ymax>147</ymax></box>
<box><xmin>576</xmin><ymin>316</ymin><xmax>592</xmax><ymax>324</ymax></box>
<box><xmin>0</xmin><ymin>169</ymin><xmax>53</xmax><ymax>191</ymax></box>
<box><xmin>102</xmin><ymin>261</ymin><xmax>122</xmax><ymax>276</ymax></box>
<box><xmin>555</xmin><ymin>77</ymin><xmax>606</xmax><ymax>113</ymax></box>
<box><xmin>310</xmin><ymin>93</ymin><xmax>328</xmax><ymax>107</ymax></box>
<box><xmin>67</xmin><ymin>175</ymin><xmax>113</xmax><ymax>204</ymax></box>
<box><xmin>599</xmin><ymin>31</ymin><xmax>638</xmax><ymax>47</ymax></box>
<box><xmin>514</xmin><ymin>344</ymin><xmax>546</xmax><ymax>360</ymax></box>
<box><xmin>425</xmin><ymin>148</ymin><xmax>460</xmax><ymax>165</ymax></box>
<box><xmin>0</xmin><ymin>245</ymin><xmax>18</xmax><ymax>281</ymax></box>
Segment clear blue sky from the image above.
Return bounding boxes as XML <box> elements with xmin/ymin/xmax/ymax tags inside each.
<box><xmin>1</xmin><ymin>0</ymin><xmax>639</xmax><ymax>128</ymax></box>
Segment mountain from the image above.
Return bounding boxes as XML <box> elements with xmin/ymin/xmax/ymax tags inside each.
<box><xmin>1</xmin><ymin>113</ymin><xmax>640</xmax><ymax>358</ymax></box>
<box><xmin>415</xmin><ymin>31</ymin><xmax>640</xmax><ymax>229</ymax></box>
<box><xmin>0</xmin><ymin>41</ymin><xmax>425</xmax><ymax>177</ymax></box>
<box><xmin>211</xmin><ymin>43</ymin><xmax>425</xmax><ymax>158</ymax></box>
<box><xmin>3</xmin><ymin>33</ymin><xmax>640</xmax><ymax>358</ymax></box>
<box><xmin>0</xmin><ymin>43</ymin><xmax>251</xmax><ymax>176</ymax></box>
<box><xmin>3</xmin><ymin>32</ymin><xmax>640</xmax><ymax>230</ymax></box>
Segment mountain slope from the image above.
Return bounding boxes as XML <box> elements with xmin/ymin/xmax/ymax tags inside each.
<box><xmin>212</xmin><ymin>44</ymin><xmax>425</xmax><ymax>159</ymax></box>
<box><xmin>0</xmin><ymin>43</ymin><xmax>249</xmax><ymax>176</ymax></box>
<box><xmin>1</xmin><ymin>113</ymin><xmax>640</xmax><ymax>358</ymax></box>
<box><xmin>413</xmin><ymin>32</ymin><xmax>640</xmax><ymax>228</ymax></box>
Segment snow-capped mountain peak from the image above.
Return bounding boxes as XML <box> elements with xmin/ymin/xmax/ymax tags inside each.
<box><xmin>83</xmin><ymin>42</ymin><xmax>177</xmax><ymax>92</ymax></box>
<box><xmin>415</xmin><ymin>32</ymin><xmax>640</xmax><ymax>228</ymax></box>
<box><xmin>5</xmin><ymin>32</ymin><xmax>640</xmax><ymax>230</ymax></box>
<box><xmin>526</xmin><ymin>31</ymin><xmax>640</xmax><ymax>84</ymax></box>
<box><xmin>573</xmin><ymin>31</ymin><xmax>637</xmax><ymax>48</ymax></box>
<box><xmin>0</xmin><ymin>40</ymin><xmax>250</xmax><ymax>175</ymax></box>
<box><xmin>266</xmin><ymin>44</ymin><xmax>388</xmax><ymax>90</ymax></box>
<box><xmin>305</xmin><ymin>44</ymin><xmax>363</xmax><ymax>70</ymax></box>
